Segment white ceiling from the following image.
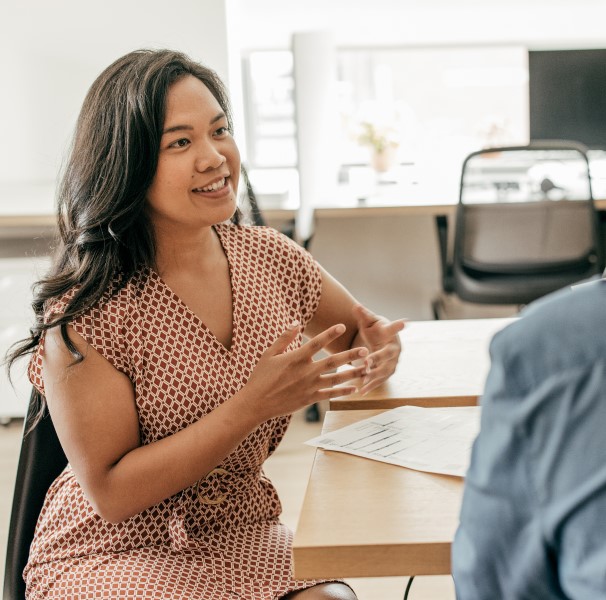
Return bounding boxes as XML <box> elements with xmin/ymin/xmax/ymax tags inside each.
<box><xmin>233</xmin><ymin>0</ymin><xmax>606</xmax><ymax>49</ymax></box>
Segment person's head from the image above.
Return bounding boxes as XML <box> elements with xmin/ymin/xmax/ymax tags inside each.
<box><xmin>146</xmin><ymin>72</ymin><xmax>241</xmax><ymax>235</ymax></box>
<box><xmin>60</xmin><ymin>48</ymin><xmax>238</xmax><ymax>272</ymax></box>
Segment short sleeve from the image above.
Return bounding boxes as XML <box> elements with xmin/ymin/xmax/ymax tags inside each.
<box><xmin>28</xmin><ymin>285</ymin><xmax>135</xmax><ymax>396</ymax></box>
<box><xmin>289</xmin><ymin>238</ymin><xmax>322</xmax><ymax>327</ymax></box>
<box><xmin>269</xmin><ymin>229</ymin><xmax>322</xmax><ymax>329</ymax></box>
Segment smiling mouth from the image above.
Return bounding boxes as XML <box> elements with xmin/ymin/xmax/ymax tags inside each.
<box><xmin>193</xmin><ymin>177</ymin><xmax>227</xmax><ymax>193</ymax></box>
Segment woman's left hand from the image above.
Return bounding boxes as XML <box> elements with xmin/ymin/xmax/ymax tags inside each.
<box><xmin>352</xmin><ymin>304</ymin><xmax>406</xmax><ymax>395</ymax></box>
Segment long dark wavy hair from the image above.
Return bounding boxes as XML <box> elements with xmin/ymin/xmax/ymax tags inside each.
<box><xmin>7</xmin><ymin>48</ymin><xmax>238</xmax><ymax>430</ymax></box>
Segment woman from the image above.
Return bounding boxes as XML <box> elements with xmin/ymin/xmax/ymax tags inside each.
<box><xmin>10</xmin><ymin>49</ymin><xmax>404</xmax><ymax>599</ymax></box>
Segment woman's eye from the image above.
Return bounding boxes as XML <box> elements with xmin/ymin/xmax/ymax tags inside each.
<box><xmin>214</xmin><ymin>127</ymin><xmax>229</xmax><ymax>137</ymax></box>
<box><xmin>170</xmin><ymin>138</ymin><xmax>190</xmax><ymax>148</ymax></box>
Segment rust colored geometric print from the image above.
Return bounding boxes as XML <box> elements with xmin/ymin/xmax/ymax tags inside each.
<box><xmin>26</xmin><ymin>224</ymin><xmax>328</xmax><ymax>599</ymax></box>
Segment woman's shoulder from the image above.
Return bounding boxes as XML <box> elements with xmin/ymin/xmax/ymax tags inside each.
<box><xmin>45</xmin><ymin>269</ymin><xmax>146</xmax><ymax>324</ymax></box>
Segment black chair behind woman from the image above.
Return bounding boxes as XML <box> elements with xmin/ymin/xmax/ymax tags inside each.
<box><xmin>4</xmin><ymin>390</ymin><xmax>67</xmax><ymax>600</ymax></box>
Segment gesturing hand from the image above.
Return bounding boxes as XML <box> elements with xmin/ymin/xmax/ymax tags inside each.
<box><xmin>352</xmin><ymin>304</ymin><xmax>406</xmax><ymax>395</ymax></box>
<box><xmin>240</xmin><ymin>322</ymin><xmax>369</xmax><ymax>422</ymax></box>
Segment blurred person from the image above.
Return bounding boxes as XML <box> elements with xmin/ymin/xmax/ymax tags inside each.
<box><xmin>453</xmin><ymin>279</ymin><xmax>606</xmax><ymax>599</ymax></box>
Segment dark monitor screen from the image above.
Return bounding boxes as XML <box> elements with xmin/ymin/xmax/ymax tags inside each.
<box><xmin>529</xmin><ymin>49</ymin><xmax>606</xmax><ymax>150</ymax></box>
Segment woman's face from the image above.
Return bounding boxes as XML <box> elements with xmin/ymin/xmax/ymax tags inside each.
<box><xmin>146</xmin><ymin>75</ymin><xmax>240</xmax><ymax>233</ymax></box>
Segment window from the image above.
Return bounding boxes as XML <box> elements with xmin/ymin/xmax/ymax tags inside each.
<box><xmin>242</xmin><ymin>45</ymin><xmax>529</xmax><ymax>202</ymax></box>
<box><xmin>243</xmin><ymin>50</ymin><xmax>297</xmax><ymax>168</ymax></box>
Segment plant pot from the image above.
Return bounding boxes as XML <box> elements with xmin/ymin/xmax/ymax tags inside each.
<box><xmin>370</xmin><ymin>146</ymin><xmax>397</xmax><ymax>173</ymax></box>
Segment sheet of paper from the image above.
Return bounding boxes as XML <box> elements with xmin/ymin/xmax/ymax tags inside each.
<box><xmin>306</xmin><ymin>406</ymin><xmax>481</xmax><ymax>477</ymax></box>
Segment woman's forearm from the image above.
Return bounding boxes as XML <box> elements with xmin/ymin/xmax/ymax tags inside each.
<box><xmin>90</xmin><ymin>390</ymin><xmax>261</xmax><ymax>523</ymax></box>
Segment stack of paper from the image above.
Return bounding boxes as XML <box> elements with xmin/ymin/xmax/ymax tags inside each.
<box><xmin>306</xmin><ymin>406</ymin><xmax>481</xmax><ymax>478</ymax></box>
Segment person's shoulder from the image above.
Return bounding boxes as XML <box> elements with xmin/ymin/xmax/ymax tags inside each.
<box><xmin>46</xmin><ymin>271</ymin><xmax>141</xmax><ymax>323</ymax></box>
<box><xmin>493</xmin><ymin>278</ymin><xmax>606</xmax><ymax>368</ymax></box>
<box><xmin>504</xmin><ymin>278</ymin><xmax>606</xmax><ymax>334</ymax></box>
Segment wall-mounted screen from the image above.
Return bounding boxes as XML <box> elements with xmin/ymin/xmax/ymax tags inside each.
<box><xmin>529</xmin><ymin>49</ymin><xmax>606</xmax><ymax>150</ymax></box>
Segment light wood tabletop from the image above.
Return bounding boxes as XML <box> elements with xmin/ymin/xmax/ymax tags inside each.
<box><xmin>292</xmin><ymin>409</ymin><xmax>464</xmax><ymax>579</ymax></box>
<box><xmin>330</xmin><ymin>317</ymin><xmax>516</xmax><ymax>410</ymax></box>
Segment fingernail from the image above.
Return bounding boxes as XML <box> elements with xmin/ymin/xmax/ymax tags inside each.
<box><xmin>335</xmin><ymin>324</ymin><xmax>345</xmax><ymax>334</ymax></box>
<box><xmin>357</xmin><ymin>348</ymin><xmax>368</xmax><ymax>357</ymax></box>
<box><xmin>289</xmin><ymin>320</ymin><xmax>300</xmax><ymax>329</ymax></box>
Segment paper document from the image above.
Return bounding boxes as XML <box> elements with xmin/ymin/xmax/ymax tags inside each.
<box><xmin>306</xmin><ymin>406</ymin><xmax>481</xmax><ymax>477</ymax></box>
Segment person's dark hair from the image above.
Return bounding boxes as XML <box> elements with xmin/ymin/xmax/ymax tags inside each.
<box><xmin>7</xmin><ymin>48</ymin><xmax>237</xmax><ymax>431</ymax></box>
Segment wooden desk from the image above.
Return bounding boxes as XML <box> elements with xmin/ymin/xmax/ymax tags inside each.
<box><xmin>331</xmin><ymin>317</ymin><xmax>515</xmax><ymax>410</ymax></box>
<box><xmin>292</xmin><ymin>409</ymin><xmax>464</xmax><ymax>579</ymax></box>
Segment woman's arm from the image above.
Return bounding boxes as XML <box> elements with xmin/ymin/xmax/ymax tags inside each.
<box><xmin>43</xmin><ymin>322</ymin><xmax>368</xmax><ymax>523</ymax></box>
<box><xmin>305</xmin><ymin>266</ymin><xmax>406</xmax><ymax>394</ymax></box>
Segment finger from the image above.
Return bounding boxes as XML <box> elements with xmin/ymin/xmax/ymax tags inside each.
<box><xmin>361</xmin><ymin>357</ymin><xmax>400</xmax><ymax>392</ymax></box>
<box><xmin>352</xmin><ymin>303</ymin><xmax>381</xmax><ymax>328</ymax></box>
<box><xmin>358</xmin><ymin>376</ymin><xmax>388</xmax><ymax>396</ymax></box>
<box><xmin>362</xmin><ymin>353</ymin><xmax>398</xmax><ymax>386</ymax></box>
<box><xmin>360</xmin><ymin>370</ymin><xmax>388</xmax><ymax>394</ymax></box>
<box><xmin>314</xmin><ymin>346</ymin><xmax>369</xmax><ymax>372</ymax></box>
<box><xmin>266</xmin><ymin>321</ymin><xmax>300</xmax><ymax>356</ymax></box>
<box><xmin>315</xmin><ymin>385</ymin><xmax>358</xmax><ymax>400</ymax></box>
<box><xmin>365</xmin><ymin>344</ymin><xmax>399</xmax><ymax>368</ymax></box>
<box><xmin>354</xmin><ymin>307</ymin><xmax>407</xmax><ymax>342</ymax></box>
<box><xmin>364</xmin><ymin>319</ymin><xmax>407</xmax><ymax>344</ymax></box>
<box><xmin>301</xmin><ymin>323</ymin><xmax>348</xmax><ymax>358</ymax></box>
<box><xmin>383</xmin><ymin>319</ymin><xmax>407</xmax><ymax>336</ymax></box>
<box><xmin>318</xmin><ymin>366</ymin><xmax>367</xmax><ymax>388</ymax></box>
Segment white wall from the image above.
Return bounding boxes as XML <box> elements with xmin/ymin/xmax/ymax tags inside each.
<box><xmin>0</xmin><ymin>0</ymin><xmax>239</xmax><ymax>187</ymax></box>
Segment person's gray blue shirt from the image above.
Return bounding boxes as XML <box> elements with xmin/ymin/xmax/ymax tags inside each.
<box><xmin>452</xmin><ymin>279</ymin><xmax>606</xmax><ymax>599</ymax></box>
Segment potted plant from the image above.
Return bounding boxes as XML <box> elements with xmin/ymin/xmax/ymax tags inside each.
<box><xmin>356</xmin><ymin>121</ymin><xmax>400</xmax><ymax>172</ymax></box>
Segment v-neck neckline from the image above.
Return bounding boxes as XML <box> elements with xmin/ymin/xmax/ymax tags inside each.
<box><xmin>150</xmin><ymin>224</ymin><xmax>237</xmax><ymax>354</ymax></box>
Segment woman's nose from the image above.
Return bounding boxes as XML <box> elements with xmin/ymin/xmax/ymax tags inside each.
<box><xmin>194</xmin><ymin>144</ymin><xmax>225</xmax><ymax>172</ymax></box>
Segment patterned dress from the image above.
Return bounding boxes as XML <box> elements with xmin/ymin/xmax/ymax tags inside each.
<box><xmin>26</xmin><ymin>224</ymin><xmax>331</xmax><ymax>599</ymax></box>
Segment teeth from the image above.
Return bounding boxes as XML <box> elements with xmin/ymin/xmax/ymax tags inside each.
<box><xmin>199</xmin><ymin>178</ymin><xmax>226</xmax><ymax>192</ymax></box>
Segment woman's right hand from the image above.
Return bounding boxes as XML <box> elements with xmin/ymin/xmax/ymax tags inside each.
<box><xmin>238</xmin><ymin>322</ymin><xmax>369</xmax><ymax>422</ymax></box>
<box><xmin>41</xmin><ymin>323</ymin><xmax>363</xmax><ymax>523</ymax></box>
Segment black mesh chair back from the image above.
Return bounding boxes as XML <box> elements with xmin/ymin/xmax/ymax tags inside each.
<box><xmin>4</xmin><ymin>390</ymin><xmax>67</xmax><ymax>600</ymax></box>
<box><xmin>238</xmin><ymin>164</ymin><xmax>267</xmax><ymax>226</ymax></box>
<box><xmin>451</xmin><ymin>140</ymin><xmax>603</xmax><ymax>305</ymax></box>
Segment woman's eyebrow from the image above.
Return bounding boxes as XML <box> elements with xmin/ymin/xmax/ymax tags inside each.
<box><xmin>210</xmin><ymin>111</ymin><xmax>226</xmax><ymax>125</ymax></box>
<box><xmin>162</xmin><ymin>113</ymin><xmax>225</xmax><ymax>135</ymax></box>
<box><xmin>162</xmin><ymin>124</ymin><xmax>194</xmax><ymax>135</ymax></box>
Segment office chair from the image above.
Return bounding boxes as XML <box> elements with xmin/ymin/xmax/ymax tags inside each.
<box><xmin>432</xmin><ymin>141</ymin><xmax>604</xmax><ymax>318</ymax></box>
<box><xmin>4</xmin><ymin>389</ymin><xmax>68</xmax><ymax>600</ymax></box>
<box><xmin>238</xmin><ymin>164</ymin><xmax>267</xmax><ymax>227</ymax></box>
